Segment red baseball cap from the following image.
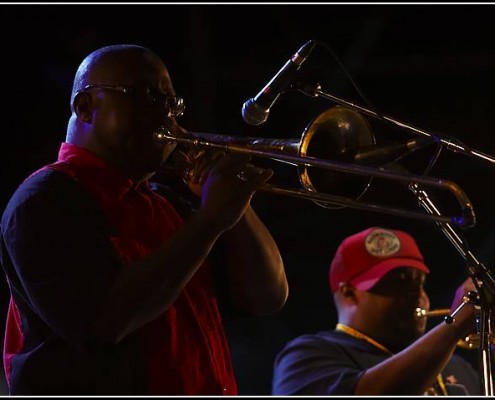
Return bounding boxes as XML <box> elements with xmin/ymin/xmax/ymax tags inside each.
<box><xmin>329</xmin><ymin>227</ymin><xmax>430</xmax><ymax>292</ymax></box>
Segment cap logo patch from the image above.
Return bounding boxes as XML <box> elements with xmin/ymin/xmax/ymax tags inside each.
<box><xmin>365</xmin><ymin>229</ymin><xmax>401</xmax><ymax>256</ymax></box>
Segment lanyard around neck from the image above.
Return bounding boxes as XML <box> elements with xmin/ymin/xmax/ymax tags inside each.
<box><xmin>335</xmin><ymin>323</ymin><xmax>448</xmax><ymax>395</ymax></box>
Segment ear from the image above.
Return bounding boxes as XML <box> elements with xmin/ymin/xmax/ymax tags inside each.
<box><xmin>337</xmin><ymin>282</ymin><xmax>358</xmax><ymax>304</ymax></box>
<box><xmin>72</xmin><ymin>91</ymin><xmax>94</xmax><ymax>123</ymax></box>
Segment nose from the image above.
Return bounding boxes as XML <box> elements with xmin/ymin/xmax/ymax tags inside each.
<box><xmin>401</xmin><ymin>281</ymin><xmax>428</xmax><ymax>306</ymax></box>
<box><xmin>418</xmin><ymin>287</ymin><xmax>430</xmax><ymax>310</ymax></box>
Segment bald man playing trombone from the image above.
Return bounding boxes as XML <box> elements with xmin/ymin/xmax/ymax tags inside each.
<box><xmin>0</xmin><ymin>43</ymin><xmax>288</xmax><ymax>395</ymax></box>
<box><xmin>272</xmin><ymin>227</ymin><xmax>480</xmax><ymax>396</ymax></box>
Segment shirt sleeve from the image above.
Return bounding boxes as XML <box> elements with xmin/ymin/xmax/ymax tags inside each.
<box><xmin>271</xmin><ymin>334</ymin><xmax>365</xmax><ymax>395</ymax></box>
<box><xmin>1</xmin><ymin>170</ymin><xmax>122</xmax><ymax>350</ymax></box>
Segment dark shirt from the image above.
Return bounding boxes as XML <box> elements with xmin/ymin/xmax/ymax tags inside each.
<box><xmin>0</xmin><ymin>143</ymin><xmax>237</xmax><ymax>395</ymax></box>
<box><xmin>272</xmin><ymin>329</ymin><xmax>480</xmax><ymax>395</ymax></box>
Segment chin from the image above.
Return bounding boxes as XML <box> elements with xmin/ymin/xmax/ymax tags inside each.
<box><xmin>128</xmin><ymin>133</ymin><xmax>175</xmax><ymax>171</ymax></box>
<box><xmin>409</xmin><ymin>325</ymin><xmax>425</xmax><ymax>342</ymax></box>
<box><xmin>138</xmin><ymin>146</ymin><xmax>172</xmax><ymax>174</ymax></box>
<box><xmin>393</xmin><ymin>320</ymin><xmax>425</xmax><ymax>345</ymax></box>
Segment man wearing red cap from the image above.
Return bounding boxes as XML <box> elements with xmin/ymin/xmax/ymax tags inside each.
<box><xmin>272</xmin><ymin>227</ymin><xmax>480</xmax><ymax>395</ymax></box>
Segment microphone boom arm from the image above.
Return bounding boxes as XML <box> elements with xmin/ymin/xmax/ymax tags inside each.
<box><xmin>297</xmin><ymin>83</ymin><xmax>495</xmax><ymax>166</ymax></box>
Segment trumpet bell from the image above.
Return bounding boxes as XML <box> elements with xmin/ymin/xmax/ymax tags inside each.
<box><xmin>457</xmin><ymin>333</ymin><xmax>495</xmax><ymax>350</ymax></box>
<box><xmin>298</xmin><ymin>106</ymin><xmax>375</xmax><ymax>208</ymax></box>
<box><xmin>458</xmin><ymin>334</ymin><xmax>481</xmax><ymax>350</ymax></box>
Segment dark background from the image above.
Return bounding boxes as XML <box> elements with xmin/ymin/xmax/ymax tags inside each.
<box><xmin>1</xmin><ymin>3</ymin><xmax>495</xmax><ymax>395</ymax></box>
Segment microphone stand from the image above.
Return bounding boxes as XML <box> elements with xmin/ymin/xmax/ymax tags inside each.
<box><xmin>409</xmin><ymin>183</ymin><xmax>495</xmax><ymax>396</ymax></box>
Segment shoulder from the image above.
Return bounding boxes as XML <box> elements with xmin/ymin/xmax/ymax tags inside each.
<box><xmin>5</xmin><ymin>168</ymin><xmax>87</xmax><ymax>206</ymax></box>
<box><xmin>275</xmin><ymin>329</ymin><xmax>386</xmax><ymax>368</ymax></box>
<box><xmin>272</xmin><ymin>330</ymin><xmax>368</xmax><ymax>396</ymax></box>
<box><xmin>275</xmin><ymin>330</ymin><xmax>342</xmax><ymax>359</ymax></box>
<box><xmin>280</xmin><ymin>329</ymin><xmax>357</xmax><ymax>350</ymax></box>
<box><xmin>2</xmin><ymin>168</ymin><xmax>105</xmax><ymax>232</ymax></box>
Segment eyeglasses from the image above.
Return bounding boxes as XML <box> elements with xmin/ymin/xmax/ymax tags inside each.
<box><xmin>78</xmin><ymin>84</ymin><xmax>185</xmax><ymax>118</ymax></box>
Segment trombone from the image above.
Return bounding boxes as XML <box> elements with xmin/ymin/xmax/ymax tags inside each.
<box><xmin>155</xmin><ymin>106</ymin><xmax>476</xmax><ymax>229</ymax></box>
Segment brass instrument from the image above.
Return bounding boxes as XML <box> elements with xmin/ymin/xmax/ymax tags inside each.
<box><xmin>155</xmin><ymin>106</ymin><xmax>476</xmax><ymax>228</ymax></box>
<box><xmin>416</xmin><ymin>307</ymin><xmax>493</xmax><ymax>350</ymax></box>
<box><xmin>415</xmin><ymin>308</ymin><xmax>451</xmax><ymax>318</ymax></box>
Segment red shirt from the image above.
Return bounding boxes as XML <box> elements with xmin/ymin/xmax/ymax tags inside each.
<box><xmin>3</xmin><ymin>143</ymin><xmax>237</xmax><ymax>395</ymax></box>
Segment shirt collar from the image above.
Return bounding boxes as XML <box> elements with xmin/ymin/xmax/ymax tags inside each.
<box><xmin>57</xmin><ymin>142</ymin><xmax>150</xmax><ymax>196</ymax></box>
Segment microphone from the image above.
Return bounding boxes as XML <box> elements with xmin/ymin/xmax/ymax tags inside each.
<box><xmin>346</xmin><ymin>137</ymin><xmax>434</xmax><ymax>166</ymax></box>
<box><xmin>242</xmin><ymin>40</ymin><xmax>316</xmax><ymax>126</ymax></box>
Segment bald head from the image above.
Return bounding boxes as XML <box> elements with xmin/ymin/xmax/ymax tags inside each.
<box><xmin>70</xmin><ymin>44</ymin><xmax>165</xmax><ymax>107</ymax></box>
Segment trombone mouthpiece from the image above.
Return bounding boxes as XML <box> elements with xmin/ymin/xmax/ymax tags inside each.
<box><xmin>153</xmin><ymin>126</ymin><xmax>173</xmax><ymax>143</ymax></box>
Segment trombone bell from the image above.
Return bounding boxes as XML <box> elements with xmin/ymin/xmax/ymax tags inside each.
<box><xmin>298</xmin><ymin>106</ymin><xmax>375</xmax><ymax>208</ymax></box>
